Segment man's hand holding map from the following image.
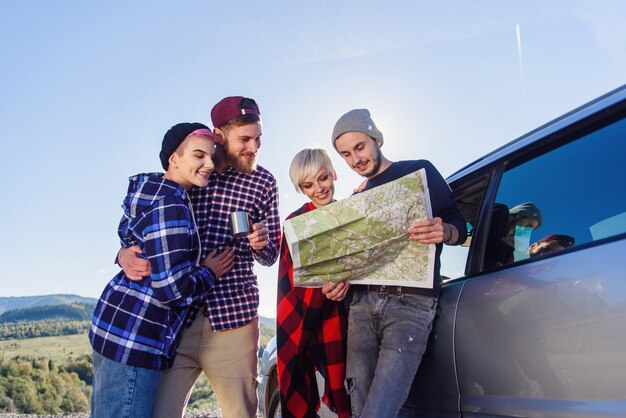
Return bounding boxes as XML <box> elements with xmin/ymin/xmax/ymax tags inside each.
<box><xmin>283</xmin><ymin>169</ymin><xmax>435</xmax><ymax>288</ymax></box>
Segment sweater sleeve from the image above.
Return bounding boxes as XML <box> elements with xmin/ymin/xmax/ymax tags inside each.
<box><xmin>131</xmin><ymin>195</ymin><xmax>216</xmax><ymax>307</ymax></box>
<box><xmin>423</xmin><ymin>161</ymin><xmax>468</xmax><ymax>245</ymax></box>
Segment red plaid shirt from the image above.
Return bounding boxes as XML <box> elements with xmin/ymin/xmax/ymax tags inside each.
<box><xmin>190</xmin><ymin>165</ymin><xmax>281</xmax><ymax>331</ymax></box>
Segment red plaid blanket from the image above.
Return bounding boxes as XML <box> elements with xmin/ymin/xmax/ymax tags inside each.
<box><xmin>276</xmin><ymin>202</ymin><xmax>351</xmax><ymax>418</ymax></box>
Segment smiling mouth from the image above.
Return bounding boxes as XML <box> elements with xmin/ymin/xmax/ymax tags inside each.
<box><xmin>198</xmin><ymin>170</ymin><xmax>211</xmax><ymax>178</ymax></box>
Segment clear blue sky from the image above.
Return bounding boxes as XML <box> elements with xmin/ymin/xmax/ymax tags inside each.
<box><xmin>1</xmin><ymin>1</ymin><xmax>625</xmax><ymax>317</ymax></box>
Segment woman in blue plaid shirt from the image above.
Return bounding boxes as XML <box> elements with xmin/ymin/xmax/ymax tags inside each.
<box><xmin>89</xmin><ymin>123</ymin><xmax>235</xmax><ymax>418</ymax></box>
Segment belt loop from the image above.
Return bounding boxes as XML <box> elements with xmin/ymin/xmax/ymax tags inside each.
<box><xmin>396</xmin><ymin>286</ymin><xmax>402</xmax><ymax>296</ymax></box>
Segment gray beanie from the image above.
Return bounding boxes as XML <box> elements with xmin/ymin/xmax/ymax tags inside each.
<box><xmin>510</xmin><ymin>202</ymin><xmax>543</xmax><ymax>227</ymax></box>
<box><xmin>331</xmin><ymin>108</ymin><xmax>384</xmax><ymax>152</ymax></box>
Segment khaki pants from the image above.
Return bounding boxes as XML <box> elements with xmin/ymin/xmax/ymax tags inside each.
<box><xmin>153</xmin><ymin>314</ymin><xmax>260</xmax><ymax>418</ymax></box>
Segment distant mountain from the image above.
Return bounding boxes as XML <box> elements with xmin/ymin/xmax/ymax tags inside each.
<box><xmin>0</xmin><ymin>294</ymin><xmax>276</xmax><ymax>325</ymax></box>
<box><xmin>260</xmin><ymin>315</ymin><xmax>276</xmax><ymax>328</ymax></box>
<box><xmin>0</xmin><ymin>294</ymin><xmax>97</xmax><ymax>315</ymax></box>
<box><xmin>0</xmin><ymin>302</ymin><xmax>95</xmax><ymax>323</ymax></box>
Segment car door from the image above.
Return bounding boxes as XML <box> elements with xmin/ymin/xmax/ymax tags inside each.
<box><xmin>453</xmin><ymin>95</ymin><xmax>626</xmax><ymax>417</ymax></box>
<box><xmin>403</xmin><ymin>85</ymin><xmax>626</xmax><ymax>418</ymax></box>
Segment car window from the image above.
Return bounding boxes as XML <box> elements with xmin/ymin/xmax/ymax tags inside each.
<box><xmin>440</xmin><ymin>178</ymin><xmax>487</xmax><ymax>280</ymax></box>
<box><xmin>483</xmin><ymin>115</ymin><xmax>626</xmax><ymax>269</ymax></box>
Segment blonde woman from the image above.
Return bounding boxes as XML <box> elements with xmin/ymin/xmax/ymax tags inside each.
<box><xmin>276</xmin><ymin>147</ymin><xmax>351</xmax><ymax>418</ymax></box>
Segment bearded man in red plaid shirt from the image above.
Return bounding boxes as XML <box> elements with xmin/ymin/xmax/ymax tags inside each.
<box><xmin>119</xmin><ymin>97</ymin><xmax>281</xmax><ymax>418</ymax></box>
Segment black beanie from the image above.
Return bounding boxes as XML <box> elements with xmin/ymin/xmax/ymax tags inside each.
<box><xmin>159</xmin><ymin>122</ymin><xmax>210</xmax><ymax>170</ymax></box>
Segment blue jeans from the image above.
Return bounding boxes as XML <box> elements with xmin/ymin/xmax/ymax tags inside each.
<box><xmin>345</xmin><ymin>290</ymin><xmax>438</xmax><ymax>418</ymax></box>
<box><xmin>91</xmin><ymin>351</ymin><xmax>162</xmax><ymax>418</ymax></box>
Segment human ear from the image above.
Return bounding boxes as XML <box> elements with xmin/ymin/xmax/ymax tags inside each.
<box><xmin>214</xmin><ymin>128</ymin><xmax>225</xmax><ymax>143</ymax></box>
<box><xmin>168</xmin><ymin>153</ymin><xmax>179</xmax><ymax>169</ymax></box>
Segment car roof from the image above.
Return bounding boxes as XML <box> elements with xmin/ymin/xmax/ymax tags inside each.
<box><xmin>447</xmin><ymin>84</ymin><xmax>626</xmax><ymax>183</ymax></box>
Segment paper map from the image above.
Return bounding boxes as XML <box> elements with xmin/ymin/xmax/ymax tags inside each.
<box><xmin>283</xmin><ymin>169</ymin><xmax>435</xmax><ymax>288</ymax></box>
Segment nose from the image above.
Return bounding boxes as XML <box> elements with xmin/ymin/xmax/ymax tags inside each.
<box><xmin>349</xmin><ymin>153</ymin><xmax>360</xmax><ymax>166</ymax></box>
<box><xmin>250</xmin><ymin>138</ymin><xmax>261</xmax><ymax>153</ymax></box>
<box><xmin>204</xmin><ymin>158</ymin><xmax>215</xmax><ymax>171</ymax></box>
<box><xmin>246</xmin><ymin>139</ymin><xmax>260</xmax><ymax>154</ymax></box>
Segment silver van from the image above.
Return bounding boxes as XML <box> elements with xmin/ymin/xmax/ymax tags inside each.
<box><xmin>402</xmin><ymin>84</ymin><xmax>626</xmax><ymax>417</ymax></box>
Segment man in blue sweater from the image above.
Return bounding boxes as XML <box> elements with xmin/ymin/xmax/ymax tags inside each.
<box><xmin>330</xmin><ymin>108</ymin><xmax>467</xmax><ymax>418</ymax></box>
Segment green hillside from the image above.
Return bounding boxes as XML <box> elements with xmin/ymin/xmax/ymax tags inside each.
<box><xmin>0</xmin><ymin>294</ymin><xmax>97</xmax><ymax>315</ymax></box>
<box><xmin>0</xmin><ymin>334</ymin><xmax>91</xmax><ymax>363</ymax></box>
<box><xmin>0</xmin><ymin>295</ymin><xmax>276</xmax><ymax>413</ymax></box>
<box><xmin>0</xmin><ymin>303</ymin><xmax>95</xmax><ymax>341</ymax></box>
<box><xmin>0</xmin><ymin>302</ymin><xmax>94</xmax><ymax>323</ymax></box>
<box><xmin>0</xmin><ymin>295</ymin><xmax>276</xmax><ymax>414</ymax></box>
<box><xmin>0</xmin><ymin>294</ymin><xmax>275</xmax><ymax>328</ymax></box>
<box><xmin>0</xmin><ymin>325</ymin><xmax>276</xmax><ymax>414</ymax></box>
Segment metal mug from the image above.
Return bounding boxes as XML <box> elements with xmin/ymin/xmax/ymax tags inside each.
<box><xmin>230</xmin><ymin>211</ymin><xmax>251</xmax><ymax>237</ymax></box>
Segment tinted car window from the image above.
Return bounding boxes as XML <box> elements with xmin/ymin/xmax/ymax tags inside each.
<box><xmin>485</xmin><ymin>116</ymin><xmax>626</xmax><ymax>268</ymax></box>
<box><xmin>440</xmin><ymin>179</ymin><xmax>487</xmax><ymax>280</ymax></box>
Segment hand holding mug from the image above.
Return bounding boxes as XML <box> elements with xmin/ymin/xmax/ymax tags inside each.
<box><xmin>247</xmin><ymin>222</ymin><xmax>269</xmax><ymax>254</ymax></box>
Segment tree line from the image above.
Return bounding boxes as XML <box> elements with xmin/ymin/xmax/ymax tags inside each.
<box><xmin>0</xmin><ymin>302</ymin><xmax>94</xmax><ymax>323</ymax></box>
<box><xmin>0</xmin><ymin>355</ymin><xmax>91</xmax><ymax>414</ymax></box>
<box><xmin>0</xmin><ymin>319</ymin><xmax>91</xmax><ymax>340</ymax></box>
<box><xmin>0</xmin><ymin>351</ymin><xmax>223</xmax><ymax>414</ymax></box>
<box><xmin>0</xmin><ymin>303</ymin><xmax>94</xmax><ymax>341</ymax></box>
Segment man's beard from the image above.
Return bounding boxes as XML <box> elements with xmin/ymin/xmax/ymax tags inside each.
<box><xmin>223</xmin><ymin>140</ymin><xmax>257</xmax><ymax>174</ymax></box>
<box><xmin>358</xmin><ymin>145</ymin><xmax>383</xmax><ymax>178</ymax></box>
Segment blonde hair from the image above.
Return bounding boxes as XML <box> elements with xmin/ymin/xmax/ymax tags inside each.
<box><xmin>289</xmin><ymin>147</ymin><xmax>335</xmax><ymax>193</ymax></box>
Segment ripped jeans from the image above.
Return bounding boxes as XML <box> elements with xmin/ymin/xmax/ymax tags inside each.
<box><xmin>345</xmin><ymin>289</ymin><xmax>437</xmax><ymax>418</ymax></box>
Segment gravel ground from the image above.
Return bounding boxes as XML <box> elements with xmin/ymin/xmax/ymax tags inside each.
<box><xmin>0</xmin><ymin>409</ymin><xmax>230</xmax><ymax>418</ymax></box>
<box><xmin>0</xmin><ymin>408</ymin><xmax>268</xmax><ymax>418</ymax></box>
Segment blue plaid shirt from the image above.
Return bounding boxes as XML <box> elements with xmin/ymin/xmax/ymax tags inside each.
<box><xmin>190</xmin><ymin>164</ymin><xmax>281</xmax><ymax>331</ymax></box>
<box><xmin>90</xmin><ymin>174</ymin><xmax>216</xmax><ymax>370</ymax></box>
